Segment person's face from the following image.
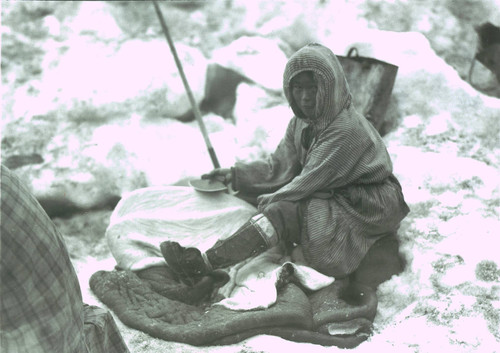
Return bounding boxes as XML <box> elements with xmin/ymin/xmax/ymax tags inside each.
<box><xmin>291</xmin><ymin>71</ymin><xmax>317</xmax><ymax>120</ymax></box>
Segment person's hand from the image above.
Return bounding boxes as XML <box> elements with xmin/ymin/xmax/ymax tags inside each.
<box><xmin>201</xmin><ymin>168</ymin><xmax>232</xmax><ymax>185</ymax></box>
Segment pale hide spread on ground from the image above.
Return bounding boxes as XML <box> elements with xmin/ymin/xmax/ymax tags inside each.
<box><xmin>106</xmin><ymin>185</ymin><xmax>335</xmax><ymax>310</ymax></box>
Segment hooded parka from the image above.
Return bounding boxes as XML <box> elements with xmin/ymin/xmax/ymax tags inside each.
<box><xmin>232</xmin><ymin>44</ymin><xmax>409</xmax><ymax>277</ymax></box>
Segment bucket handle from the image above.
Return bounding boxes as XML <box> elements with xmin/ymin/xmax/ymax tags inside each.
<box><xmin>347</xmin><ymin>47</ymin><xmax>359</xmax><ymax>58</ymax></box>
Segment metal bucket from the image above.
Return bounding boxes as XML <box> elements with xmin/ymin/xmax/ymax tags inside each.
<box><xmin>338</xmin><ymin>47</ymin><xmax>399</xmax><ymax>135</ymax></box>
<box><xmin>179</xmin><ymin>47</ymin><xmax>399</xmax><ymax>136</ymax></box>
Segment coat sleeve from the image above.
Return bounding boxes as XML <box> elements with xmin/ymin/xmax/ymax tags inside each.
<box><xmin>255</xmin><ymin>121</ymin><xmax>386</xmax><ymax>211</ymax></box>
<box><xmin>232</xmin><ymin>118</ymin><xmax>302</xmax><ymax>195</ymax></box>
<box><xmin>255</xmin><ymin>140</ymin><xmax>345</xmax><ymax>210</ymax></box>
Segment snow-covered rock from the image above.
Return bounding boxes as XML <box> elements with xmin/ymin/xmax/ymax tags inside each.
<box><xmin>388</xmin><ymin>146</ymin><xmax>500</xmax><ymax>204</ymax></box>
<box><xmin>258</xmin><ymin>14</ymin><xmax>318</xmax><ymax>54</ymax></box>
<box><xmin>7</xmin><ymin>112</ymin><xmax>239</xmax><ymax>215</ymax></box>
<box><xmin>233</xmin><ymin>83</ymin><xmax>290</xmax><ymax>159</ymax></box>
<box><xmin>211</xmin><ymin>36</ymin><xmax>288</xmax><ymax>92</ymax></box>
<box><xmin>69</xmin><ymin>1</ymin><xmax>122</xmax><ymax>40</ymax></box>
<box><xmin>27</xmin><ymin>38</ymin><xmax>207</xmax><ymax>119</ymax></box>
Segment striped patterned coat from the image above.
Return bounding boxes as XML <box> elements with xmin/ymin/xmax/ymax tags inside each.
<box><xmin>233</xmin><ymin>44</ymin><xmax>409</xmax><ymax>277</ymax></box>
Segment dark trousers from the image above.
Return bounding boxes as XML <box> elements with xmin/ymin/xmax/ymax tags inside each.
<box><xmin>261</xmin><ymin>200</ymin><xmax>304</xmax><ymax>245</ymax></box>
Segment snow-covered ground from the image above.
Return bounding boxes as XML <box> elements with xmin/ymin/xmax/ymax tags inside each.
<box><xmin>2</xmin><ymin>1</ymin><xmax>500</xmax><ymax>352</ymax></box>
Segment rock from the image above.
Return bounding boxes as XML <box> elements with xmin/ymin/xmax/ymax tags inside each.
<box><xmin>422</xmin><ymin>112</ymin><xmax>453</xmax><ymax>136</ymax></box>
<box><xmin>233</xmin><ymin>83</ymin><xmax>290</xmax><ymax>159</ymax></box>
<box><xmin>37</xmin><ymin>195</ymin><xmax>121</xmax><ymax>219</ymax></box>
<box><xmin>69</xmin><ymin>1</ymin><xmax>122</xmax><ymax>40</ymax></box>
<box><xmin>3</xmin><ymin>2</ymin><xmax>208</xmax><ymax>122</ymax></box>
<box><xmin>259</xmin><ymin>14</ymin><xmax>318</xmax><ymax>53</ymax></box>
<box><xmin>211</xmin><ymin>36</ymin><xmax>288</xmax><ymax>92</ymax></box>
<box><xmin>35</xmin><ymin>38</ymin><xmax>207</xmax><ymax>119</ymax></box>
<box><xmin>5</xmin><ymin>111</ymin><xmax>243</xmax><ymax>217</ymax></box>
<box><xmin>43</xmin><ymin>15</ymin><xmax>61</xmax><ymax>37</ymax></box>
<box><xmin>3</xmin><ymin>153</ymin><xmax>44</xmax><ymax>170</ymax></box>
<box><xmin>475</xmin><ymin>260</ymin><xmax>500</xmax><ymax>282</ymax></box>
<box><xmin>388</xmin><ymin>147</ymin><xmax>500</xmax><ymax>204</ymax></box>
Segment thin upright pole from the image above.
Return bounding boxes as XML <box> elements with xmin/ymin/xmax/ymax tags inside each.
<box><xmin>152</xmin><ymin>0</ymin><xmax>221</xmax><ymax>169</ymax></box>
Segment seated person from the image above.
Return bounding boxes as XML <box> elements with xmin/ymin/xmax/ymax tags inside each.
<box><xmin>0</xmin><ymin>165</ymin><xmax>129</xmax><ymax>353</ymax></box>
<box><xmin>162</xmin><ymin>43</ymin><xmax>410</xmax><ymax>285</ymax></box>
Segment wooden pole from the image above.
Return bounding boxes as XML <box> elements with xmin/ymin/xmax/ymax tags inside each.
<box><xmin>152</xmin><ymin>0</ymin><xmax>221</xmax><ymax>168</ymax></box>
